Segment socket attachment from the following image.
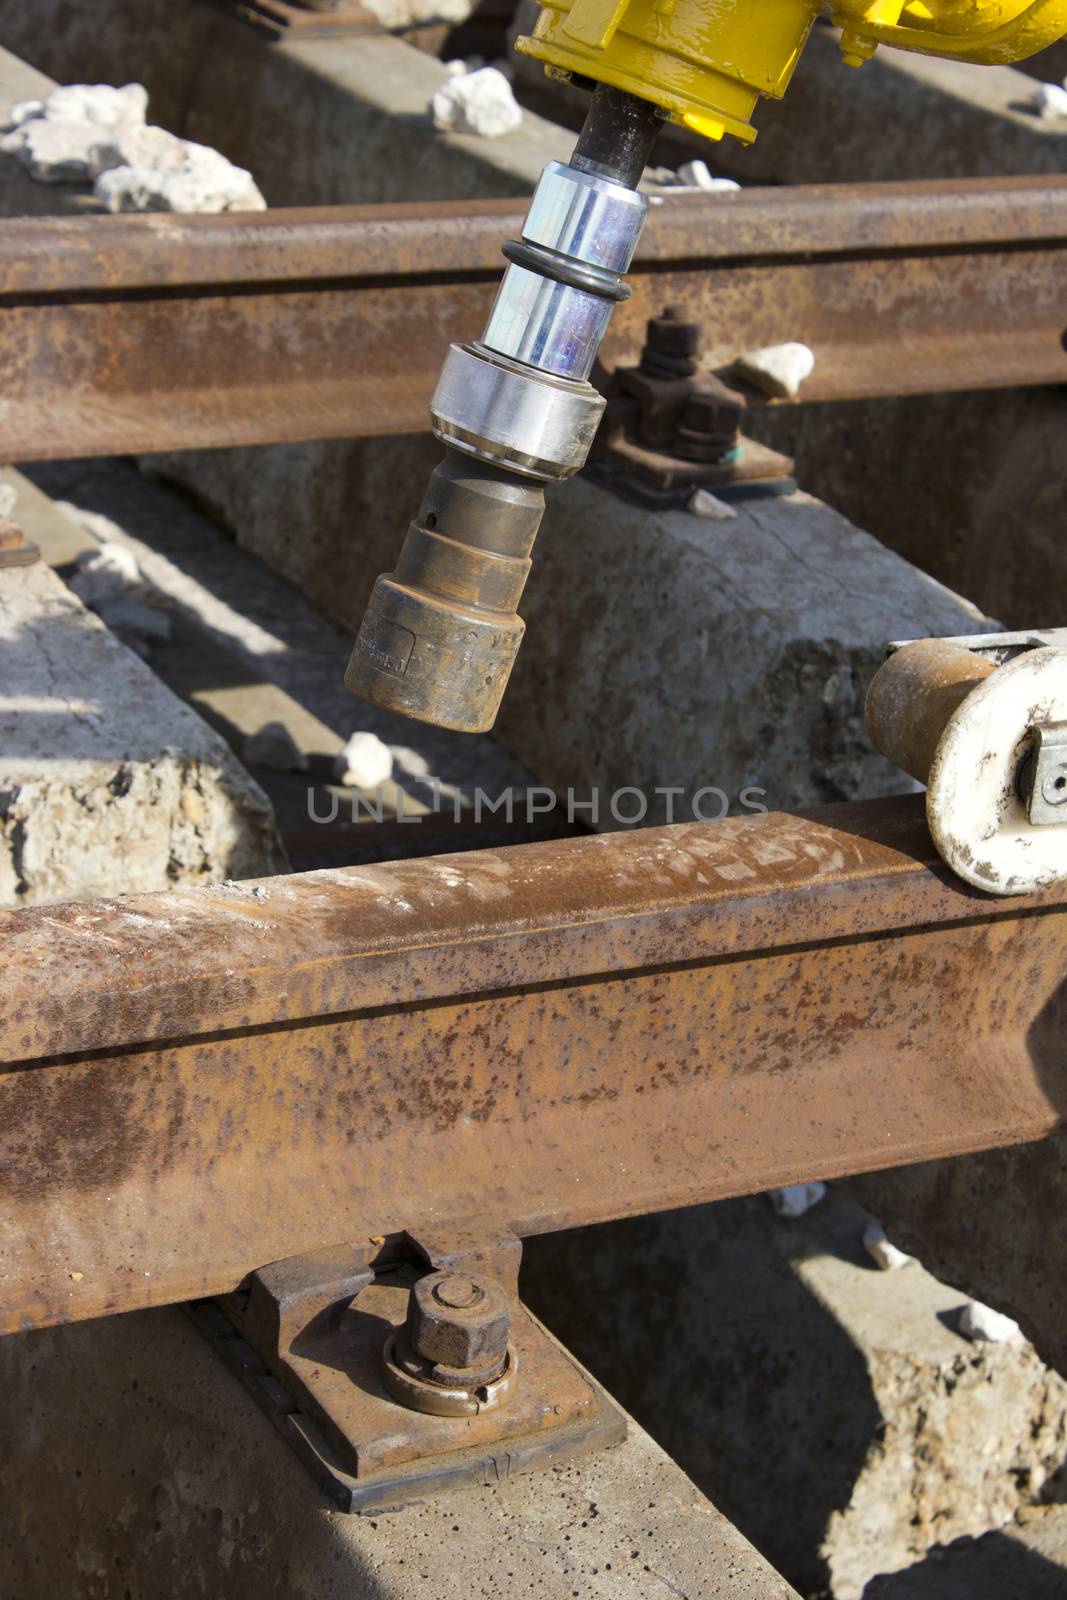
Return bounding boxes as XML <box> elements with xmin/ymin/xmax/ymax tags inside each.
<box><xmin>345</xmin><ymin>454</ymin><xmax>544</xmax><ymax>732</ymax></box>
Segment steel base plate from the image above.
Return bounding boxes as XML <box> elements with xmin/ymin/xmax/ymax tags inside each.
<box><xmin>592</xmin><ymin>432</ymin><xmax>795</xmax><ymax>507</ymax></box>
<box><xmin>187</xmin><ymin>1276</ymin><xmax>626</xmax><ymax>1513</ymax></box>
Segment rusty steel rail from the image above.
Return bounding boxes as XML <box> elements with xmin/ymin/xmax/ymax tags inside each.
<box><xmin>1</xmin><ymin>794</ymin><xmax>1064</xmax><ymax>1335</ymax></box>
<box><xmin>2</xmin><ymin>176</ymin><xmax>1065</xmax><ymax>461</ymax></box>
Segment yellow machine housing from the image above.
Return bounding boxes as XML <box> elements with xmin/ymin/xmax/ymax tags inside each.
<box><xmin>516</xmin><ymin>0</ymin><xmax>1067</xmax><ymax>145</ymax></box>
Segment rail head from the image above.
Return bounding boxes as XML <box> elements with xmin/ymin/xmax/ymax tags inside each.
<box><xmin>0</xmin><ymin>176</ymin><xmax>1064</xmax><ymax>297</ymax></box>
<box><xmin>1</xmin><ymin>796</ymin><xmax>1065</xmax><ymax>1335</ymax></box>
<box><xmin>0</xmin><ymin>794</ymin><xmax>1054</xmax><ymax>1065</ymax></box>
<box><xmin>2</xmin><ymin>177</ymin><xmax>1065</xmax><ymax>460</ymax></box>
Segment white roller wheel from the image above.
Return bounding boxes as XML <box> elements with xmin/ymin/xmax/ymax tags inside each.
<box><xmin>927</xmin><ymin>646</ymin><xmax>1067</xmax><ymax>895</ymax></box>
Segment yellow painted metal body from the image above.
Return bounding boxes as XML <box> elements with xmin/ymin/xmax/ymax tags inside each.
<box><xmin>516</xmin><ymin>0</ymin><xmax>1067</xmax><ymax>144</ymax></box>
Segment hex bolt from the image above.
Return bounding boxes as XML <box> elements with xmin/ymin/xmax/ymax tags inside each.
<box><xmin>645</xmin><ymin>305</ymin><xmax>702</xmax><ymax>358</ymax></box>
<box><xmin>406</xmin><ymin>1269</ymin><xmax>511</xmax><ymax>1380</ymax></box>
<box><xmin>431</xmin><ymin>1276</ymin><xmax>484</xmax><ymax>1310</ymax></box>
<box><xmin>640</xmin><ymin>305</ymin><xmax>703</xmax><ymax>378</ymax></box>
<box><xmin>673</xmin><ymin>381</ymin><xmax>745</xmax><ymax>462</ymax></box>
<box><xmin>383</xmin><ymin>1268</ymin><xmax>517</xmax><ymax>1415</ymax></box>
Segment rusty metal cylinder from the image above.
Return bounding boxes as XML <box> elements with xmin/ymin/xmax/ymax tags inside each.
<box><xmin>344</xmin><ymin>453</ymin><xmax>544</xmax><ymax>732</ymax></box>
<box><xmin>865</xmin><ymin>639</ymin><xmax>997</xmax><ymax>784</ymax></box>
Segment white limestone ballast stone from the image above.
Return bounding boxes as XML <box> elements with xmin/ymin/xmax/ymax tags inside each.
<box><xmin>688</xmin><ymin>487</ymin><xmax>738</xmax><ymax>520</ymax></box>
<box><xmin>333</xmin><ymin>729</ymin><xmax>394</xmax><ymax>789</ymax></box>
<box><xmin>769</xmin><ymin>1181</ymin><xmax>828</xmax><ymax>1218</ymax></box>
<box><xmin>734</xmin><ymin>341</ymin><xmax>816</xmax><ymax>399</ymax></box>
<box><xmin>675</xmin><ymin>158</ymin><xmax>740</xmax><ymax>191</ymax></box>
<box><xmin>69</xmin><ymin>540</ymin><xmax>143</xmax><ymax>606</ymax></box>
<box><xmin>95</xmin><ymin>132</ymin><xmax>265</xmax><ymax>215</ymax></box>
<box><xmin>1</xmin><ymin>79</ymin><xmax>264</xmax><ymax>212</ymax></box>
<box><xmin>959</xmin><ymin>1300</ymin><xmax>1023</xmax><ymax>1343</ymax></box>
<box><xmin>863</xmin><ymin>1219</ymin><xmax>915</xmax><ymax>1272</ymax></box>
<box><xmin>1</xmin><ymin>81</ymin><xmax>145</xmax><ymax>181</ymax></box>
<box><xmin>1031</xmin><ymin>80</ymin><xmax>1067</xmax><ymax>119</ymax></box>
<box><xmin>430</xmin><ymin>66</ymin><xmax>522</xmax><ymax>139</ymax></box>
<box><xmin>364</xmin><ymin>0</ymin><xmax>473</xmax><ymax>25</ymax></box>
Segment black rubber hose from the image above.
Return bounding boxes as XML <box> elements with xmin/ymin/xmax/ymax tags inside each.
<box><xmin>571</xmin><ymin>83</ymin><xmax>666</xmax><ymax>189</ymax></box>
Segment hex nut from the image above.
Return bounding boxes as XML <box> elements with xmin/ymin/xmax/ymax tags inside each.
<box><xmin>679</xmin><ymin>385</ymin><xmax>744</xmax><ymax>439</ymax></box>
<box><xmin>407</xmin><ymin>1270</ymin><xmax>511</xmax><ymax>1372</ymax></box>
<box><xmin>645</xmin><ymin>307</ymin><xmax>702</xmax><ymax>360</ymax></box>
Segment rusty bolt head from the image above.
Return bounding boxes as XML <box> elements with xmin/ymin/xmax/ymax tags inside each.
<box><xmin>406</xmin><ymin>1270</ymin><xmax>510</xmax><ymax>1372</ymax></box>
<box><xmin>645</xmin><ymin>307</ymin><xmax>702</xmax><ymax>360</ymax></box>
<box><xmin>679</xmin><ymin>384</ymin><xmax>745</xmax><ymax>439</ymax></box>
<box><xmin>672</xmin><ymin>381</ymin><xmax>746</xmax><ymax>462</ymax></box>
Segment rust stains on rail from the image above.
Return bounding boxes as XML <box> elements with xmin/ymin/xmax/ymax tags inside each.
<box><xmin>1</xmin><ymin>797</ymin><xmax>1065</xmax><ymax>1335</ymax></box>
<box><xmin>1</xmin><ymin>178</ymin><xmax>1065</xmax><ymax>460</ymax></box>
